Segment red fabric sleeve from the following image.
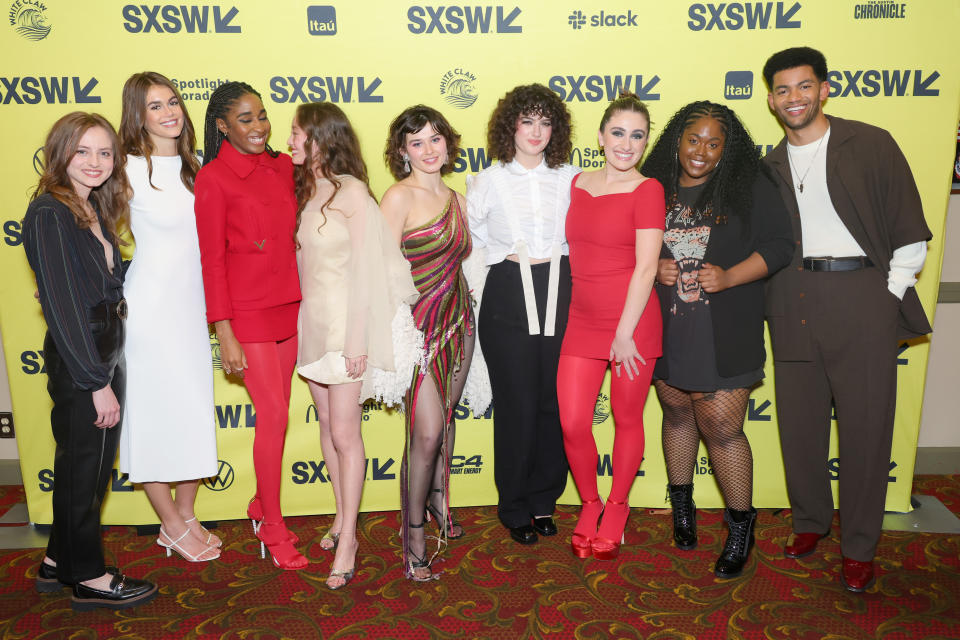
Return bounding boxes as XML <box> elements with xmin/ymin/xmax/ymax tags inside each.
<box><xmin>633</xmin><ymin>178</ymin><xmax>666</xmax><ymax>231</ymax></box>
<box><xmin>193</xmin><ymin>166</ymin><xmax>233</xmax><ymax>323</ymax></box>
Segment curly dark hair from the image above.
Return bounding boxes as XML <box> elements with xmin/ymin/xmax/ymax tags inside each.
<box><xmin>762</xmin><ymin>46</ymin><xmax>828</xmax><ymax>88</ymax></box>
<box><xmin>384</xmin><ymin>105</ymin><xmax>461</xmax><ymax>180</ymax></box>
<box><xmin>641</xmin><ymin>100</ymin><xmax>762</xmax><ymax>227</ymax></box>
<box><xmin>201</xmin><ymin>81</ymin><xmax>278</xmax><ymax>166</ymax></box>
<box><xmin>486</xmin><ymin>84</ymin><xmax>572</xmax><ymax>168</ymax></box>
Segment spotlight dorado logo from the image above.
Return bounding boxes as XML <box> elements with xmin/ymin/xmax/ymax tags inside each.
<box><xmin>440</xmin><ymin>68</ymin><xmax>477</xmax><ymax>109</ymax></box>
<box><xmin>9</xmin><ymin>0</ymin><xmax>50</xmax><ymax>40</ymax></box>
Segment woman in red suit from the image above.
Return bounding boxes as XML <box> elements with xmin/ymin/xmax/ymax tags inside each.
<box><xmin>194</xmin><ymin>81</ymin><xmax>306</xmax><ymax>569</ymax></box>
<box><xmin>558</xmin><ymin>93</ymin><xmax>664</xmax><ymax>559</ymax></box>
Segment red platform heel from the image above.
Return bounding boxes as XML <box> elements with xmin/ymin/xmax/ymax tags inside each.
<box><xmin>591</xmin><ymin>499</ymin><xmax>629</xmax><ymax>560</ymax></box>
<box><xmin>248</xmin><ymin>497</ymin><xmax>298</xmax><ymax>543</ymax></box>
<box><xmin>571</xmin><ymin>497</ymin><xmax>604</xmax><ymax>558</ymax></box>
<box><xmin>256</xmin><ymin>522</ymin><xmax>307</xmax><ymax>570</ymax></box>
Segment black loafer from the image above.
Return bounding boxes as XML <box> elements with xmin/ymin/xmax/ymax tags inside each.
<box><xmin>71</xmin><ymin>572</ymin><xmax>158</xmax><ymax>611</ymax></box>
<box><xmin>508</xmin><ymin>524</ymin><xmax>538</xmax><ymax>545</ymax></box>
<box><xmin>532</xmin><ymin>516</ymin><xmax>558</xmax><ymax>537</ymax></box>
<box><xmin>36</xmin><ymin>563</ymin><xmax>119</xmax><ymax>593</ymax></box>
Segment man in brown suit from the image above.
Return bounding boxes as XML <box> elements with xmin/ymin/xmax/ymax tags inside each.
<box><xmin>762</xmin><ymin>47</ymin><xmax>932</xmax><ymax>592</ymax></box>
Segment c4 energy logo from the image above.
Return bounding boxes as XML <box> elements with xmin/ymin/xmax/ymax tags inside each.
<box><xmin>1</xmin><ymin>76</ymin><xmax>100</xmax><ymax>104</ymax></box>
<box><xmin>854</xmin><ymin>1</ymin><xmax>906</xmax><ymax>19</ymax></box>
<box><xmin>828</xmin><ymin>69</ymin><xmax>939</xmax><ymax>97</ymax></box>
<box><xmin>688</xmin><ymin>2</ymin><xmax>801</xmax><ymax>30</ymax></box>
<box><xmin>308</xmin><ymin>5</ymin><xmax>336</xmax><ymax>34</ymax></box>
<box><xmin>568</xmin><ymin>9</ymin><xmax>638</xmax><ymax>29</ymax></box>
<box><xmin>122</xmin><ymin>4</ymin><xmax>241</xmax><ymax>33</ymax></box>
<box><xmin>549</xmin><ymin>74</ymin><xmax>660</xmax><ymax>102</ymax></box>
<box><xmin>9</xmin><ymin>0</ymin><xmax>50</xmax><ymax>40</ymax></box>
<box><xmin>269</xmin><ymin>76</ymin><xmax>383</xmax><ymax>103</ymax></box>
<box><xmin>724</xmin><ymin>71</ymin><xmax>753</xmax><ymax>100</ymax></box>
<box><xmin>450</xmin><ymin>454</ymin><xmax>483</xmax><ymax>475</ymax></box>
<box><xmin>202</xmin><ymin>460</ymin><xmax>235</xmax><ymax>491</ymax></box>
<box><xmin>440</xmin><ymin>68</ymin><xmax>477</xmax><ymax>109</ymax></box>
<box><xmin>407</xmin><ymin>5</ymin><xmax>522</xmax><ymax>34</ymax></box>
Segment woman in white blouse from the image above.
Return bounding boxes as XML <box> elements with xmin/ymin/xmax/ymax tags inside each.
<box><xmin>466</xmin><ymin>84</ymin><xmax>580</xmax><ymax>545</ymax></box>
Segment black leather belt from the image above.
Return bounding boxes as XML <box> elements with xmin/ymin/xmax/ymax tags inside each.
<box><xmin>801</xmin><ymin>257</ymin><xmax>873</xmax><ymax>272</ymax></box>
<box><xmin>88</xmin><ymin>299</ymin><xmax>127</xmax><ymax>322</ymax></box>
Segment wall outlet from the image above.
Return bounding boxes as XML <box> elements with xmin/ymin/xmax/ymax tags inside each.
<box><xmin>0</xmin><ymin>413</ymin><xmax>14</xmax><ymax>438</ymax></box>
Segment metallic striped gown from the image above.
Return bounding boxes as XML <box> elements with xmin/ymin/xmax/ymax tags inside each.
<box><xmin>399</xmin><ymin>192</ymin><xmax>472</xmax><ymax>577</ymax></box>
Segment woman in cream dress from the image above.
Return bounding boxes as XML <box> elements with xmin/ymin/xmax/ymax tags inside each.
<box><xmin>289</xmin><ymin>102</ymin><xmax>419</xmax><ymax>590</ymax></box>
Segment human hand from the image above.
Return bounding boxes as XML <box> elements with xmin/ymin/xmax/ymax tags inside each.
<box><xmin>92</xmin><ymin>386</ymin><xmax>121</xmax><ymax>429</ymax></box>
<box><xmin>657</xmin><ymin>259</ymin><xmax>679</xmax><ymax>286</ymax></box>
<box><xmin>698</xmin><ymin>262</ymin><xmax>730</xmax><ymax>293</ymax></box>
<box><xmin>216</xmin><ymin>323</ymin><xmax>247</xmax><ymax>378</ymax></box>
<box><xmin>344</xmin><ymin>355</ymin><xmax>367</xmax><ymax>379</ymax></box>
<box><xmin>609</xmin><ymin>334</ymin><xmax>646</xmax><ymax>381</ymax></box>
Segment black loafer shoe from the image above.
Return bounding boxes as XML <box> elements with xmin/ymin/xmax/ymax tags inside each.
<box><xmin>509</xmin><ymin>524</ymin><xmax>538</xmax><ymax>545</ymax></box>
<box><xmin>71</xmin><ymin>572</ymin><xmax>158</xmax><ymax>611</ymax></box>
<box><xmin>36</xmin><ymin>562</ymin><xmax>62</xmax><ymax>593</ymax></box>
<box><xmin>532</xmin><ymin>516</ymin><xmax>558</xmax><ymax>537</ymax></box>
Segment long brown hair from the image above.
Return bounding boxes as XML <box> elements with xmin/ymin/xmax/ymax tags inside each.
<box><xmin>32</xmin><ymin>112</ymin><xmax>129</xmax><ymax>242</ymax></box>
<box><xmin>119</xmin><ymin>71</ymin><xmax>200</xmax><ymax>192</ymax></box>
<box><xmin>293</xmin><ymin>102</ymin><xmax>372</xmax><ymax>231</ymax></box>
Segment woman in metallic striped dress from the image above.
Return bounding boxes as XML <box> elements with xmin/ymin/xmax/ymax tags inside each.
<box><xmin>381</xmin><ymin>105</ymin><xmax>475</xmax><ymax>581</ymax></box>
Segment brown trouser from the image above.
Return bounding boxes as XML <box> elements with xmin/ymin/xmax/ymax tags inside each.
<box><xmin>773</xmin><ymin>267</ymin><xmax>900</xmax><ymax>562</ymax></box>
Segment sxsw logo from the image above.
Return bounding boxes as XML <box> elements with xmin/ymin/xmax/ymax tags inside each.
<box><xmin>0</xmin><ymin>76</ymin><xmax>100</xmax><ymax>104</ymax></box>
<box><xmin>548</xmin><ymin>74</ymin><xmax>661</xmax><ymax>102</ymax></box>
<box><xmin>307</xmin><ymin>5</ymin><xmax>336</xmax><ymax>34</ymax></box>
<box><xmin>216</xmin><ymin>403</ymin><xmax>256</xmax><ymax>428</ymax></box>
<box><xmin>121</xmin><ymin>5</ymin><xmax>241</xmax><ymax>33</ymax></box>
<box><xmin>451</xmin><ymin>147</ymin><xmax>493</xmax><ymax>174</ymax></box>
<box><xmin>688</xmin><ymin>2</ymin><xmax>801</xmax><ymax>30</ymax></box>
<box><xmin>38</xmin><ymin>469</ymin><xmax>135</xmax><ymax>492</ymax></box>
<box><xmin>20</xmin><ymin>349</ymin><xmax>44</xmax><ymax>374</ymax></box>
<box><xmin>568</xmin><ymin>9</ymin><xmax>638</xmax><ymax>29</ymax></box>
<box><xmin>827</xmin><ymin>69</ymin><xmax>939</xmax><ymax>97</ymax></box>
<box><xmin>269</xmin><ymin>76</ymin><xmax>383</xmax><ymax>103</ymax></box>
<box><xmin>724</xmin><ymin>70</ymin><xmax>753</xmax><ymax>100</ymax></box>
<box><xmin>4</xmin><ymin>220</ymin><xmax>22</xmax><ymax>246</ymax></box>
<box><xmin>407</xmin><ymin>5</ymin><xmax>522</xmax><ymax>33</ymax></box>
<box><xmin>292</xmin><ymin>458</ymin><xmax>397</xmax><ymax>483</ymax></box>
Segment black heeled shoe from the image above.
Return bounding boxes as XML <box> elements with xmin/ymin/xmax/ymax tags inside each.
<box><xmin>425</xmin><ymin>488</ymin><xmax>464</xmax><ymax>539</ymax></box>
<box><xmin>668</xmin><ymin>483</ymin><xmax>697</xmax><ymax>550</ymax></box>
<box><xmin>714</xmin><ymin>507</ymin><xmax>757</xmax><ymax>578</ymax></box>
<box><xmin>406</xmin><ymin>521</ymin><xmax>435</xmax><ymax>581</ymax></box>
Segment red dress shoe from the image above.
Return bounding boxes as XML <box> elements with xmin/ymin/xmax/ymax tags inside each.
<box><xmin>841</xmin><ymin>557</ymin><xmax>875</xmax><ymax>592</ymax></box>
<box><xmin>784</xmin><ymin>532</ymin><xmax>827</xmax><ymax>558</ymax></box>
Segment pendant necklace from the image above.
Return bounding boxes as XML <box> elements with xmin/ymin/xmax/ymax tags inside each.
<box><xmin>787</xmin><ymin>130</ymin><xmax>828</xmax><ymax>193</ymax></box>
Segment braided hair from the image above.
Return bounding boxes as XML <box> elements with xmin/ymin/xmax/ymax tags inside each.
<box><xmin>641</xmin><ymin>100</ymin><xmax>761</xmax><ymax>226</ymax></box>
<box><xmin>201</xmin><ymin>81</ymin><xmax>277</xmax><ymax>166</ymax></box>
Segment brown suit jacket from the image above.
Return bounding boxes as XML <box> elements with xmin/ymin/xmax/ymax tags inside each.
<box><xmin>763</xmin><ymin>115</ymin><xmax>932</xmax><ymax>361</ymax></box>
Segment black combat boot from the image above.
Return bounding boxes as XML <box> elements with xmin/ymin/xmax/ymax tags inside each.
<box><xmin>667</xmin><ymin>484</ymin><xmax>697</xmax><ymax>550</ymax></box>
<box><xmin>714</xmin><ymin>507</ymin><xmax>757</xmax><ymax>578</ymax></box>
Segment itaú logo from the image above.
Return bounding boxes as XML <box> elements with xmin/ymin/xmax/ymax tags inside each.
<box><xmin>724</xmin><ymin>71</ymin><xmax>753</xmax><ymax>100</ymax></box>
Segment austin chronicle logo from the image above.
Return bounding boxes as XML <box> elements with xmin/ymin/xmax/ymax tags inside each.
<box><xmin>593</xmin><ymin>392</ymin><xmax>610</xmax><ymax>425</ymax></box>
<box><xmin>440</xmin><ymin>68</ymin><xmax>477</xmax><ymax>109</ymax></box>
<box><xmin>568</xmin><ymin>10</ymin><xmax>586</xmax><ymax>29</ymax></box>
<box><xmin>307</xmin><ymin>5</ymin><xmax>336</xmax><ymax>34</ymax></box>
<box><xmin>203</xmin><ymin>460</ymin><xmax>235</xmax><ymax>491</ymax></box>
<box><xmin>9</xmin><ymin>0</ymin><xmax>50</xmax><ymax>40</ymax></box>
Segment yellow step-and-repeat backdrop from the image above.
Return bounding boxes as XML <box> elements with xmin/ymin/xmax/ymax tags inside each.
<box><xmin>1</xmin><ymin>0</ymin><xmax>957</xmax><ymax>524</ymax></box>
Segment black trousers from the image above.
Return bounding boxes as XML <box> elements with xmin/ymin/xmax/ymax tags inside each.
<box><xmin>44</xmin><ymin>305</ymin><xmax>125</xmax><ymax>584</ymax></box>
<box><xmin>479</xmin><ymin>258</ymin><xmax>571</xmax><ymax>528</ymax></box>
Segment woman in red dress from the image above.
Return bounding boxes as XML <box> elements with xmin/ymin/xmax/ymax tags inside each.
<box><xmin>194</xmin><ymin>81</ymin><xmax>305</xmax><ymax>569</ymax></box>
<box><xmin>558</xmin><ymin>93</ymin><xmax>664</xmax><ymax>559</ymax></box>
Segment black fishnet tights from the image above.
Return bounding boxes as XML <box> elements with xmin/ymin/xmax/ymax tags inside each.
<box><xmin>655</xmin><ymin>381</ymin><xmax>753</xmax><ymax>511</ymax></box>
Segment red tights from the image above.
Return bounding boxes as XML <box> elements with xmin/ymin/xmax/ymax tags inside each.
<box><xmin>557</xmin><ymin>355</ymin><xmax>655</xmax><ymax>505</ymax></box>
<box><xmin>242</xmin><ymin>335</ymin><xmax>297</xmax><ymax>524</ymax></box>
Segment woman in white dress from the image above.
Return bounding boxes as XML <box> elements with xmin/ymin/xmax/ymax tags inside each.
<box><xmin>289</xmin><ymin>102</ymin><xmax>419</xmax><ymax>589</ymax></box>
<box><xmin>118</xmin><ymin>71</ymin><xmax>219</xmax><ymax>562</ymax></box>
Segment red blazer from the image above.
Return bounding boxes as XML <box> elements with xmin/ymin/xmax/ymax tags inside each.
<box><xmin>194</xmin><ymin>141</ymin><xmax>301</xmax><ymax>341</ymax></box>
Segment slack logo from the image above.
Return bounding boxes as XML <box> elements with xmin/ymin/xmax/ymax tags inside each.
<box><xmin>724</xmin><ymin>71</ymin><xmax>753</xmax><ymax>100</ymax></box>
<box><xmin>307</xmin><ymin>5</ymin><xmax>336</xmax><ymax>34</ymax></box>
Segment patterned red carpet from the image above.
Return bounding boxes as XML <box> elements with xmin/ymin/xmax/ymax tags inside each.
<box><xmin>0</xmin><ymin>476</ymin><xmax>958</xmax><ymax>639</ymax></box>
